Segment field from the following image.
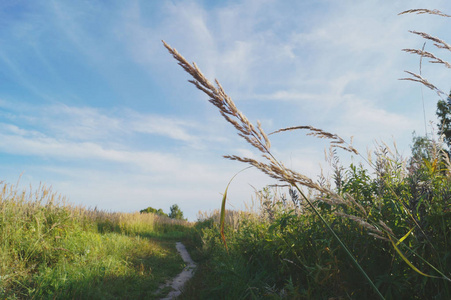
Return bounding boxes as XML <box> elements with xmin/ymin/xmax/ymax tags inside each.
<box><xmin>0</xmin><ymin>182</ymin><xmax>193</xmax><ymax>299</ymax></box>
<box><xmin>1</xmin><ymin>162</ymin><xmax>450</xmax><ymax>299</ymax></box>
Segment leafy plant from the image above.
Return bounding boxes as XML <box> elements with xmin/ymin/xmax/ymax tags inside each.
<box><xmin>436</xmin><ymin>91</ymin><xmax>451</xmax><ymax>151</ymax></box>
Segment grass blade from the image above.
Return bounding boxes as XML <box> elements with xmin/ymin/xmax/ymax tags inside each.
<box><xmin>389</xmin><ymin>234</ymin><xmax>440</xmax><ymax>279</ymax></box>
<box><xmin>220</xmin><ymin>167</ymin><xmax>252</xmax><ymax>252</ymax></box>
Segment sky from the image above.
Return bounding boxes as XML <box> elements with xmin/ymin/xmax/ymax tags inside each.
<box><xmin>0</xmin><ymin>0</ymin><xmax>450</xmax><ymax>221</ymax></box>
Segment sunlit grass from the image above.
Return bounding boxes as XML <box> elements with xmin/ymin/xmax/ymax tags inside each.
<box><xmin>0</xmin><ymin>181</ymin><xmax>190</xmax><ymax>299</ymax></box>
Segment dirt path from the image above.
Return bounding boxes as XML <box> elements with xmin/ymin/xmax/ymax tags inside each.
<box><xmin>159</xmin><ymin>242</ymin><xmax>197</xmax><ymax>299</ymax></box>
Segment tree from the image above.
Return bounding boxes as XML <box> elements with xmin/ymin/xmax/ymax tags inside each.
<box><xmin>140</xmin><ymin>206</ymin><xmax>168</xmax><ymax>217</ymax></box>
<box><xmin>408</xmin><ymin>133</ymin><xmax>433</xmax><ymax>174</ymax></box>
<box><xmin>168</xmin><ymin>204</ymin><xmax>186</xmax><ymax>220</ymax></box>
<box><xmin>436</xmin><ymin>90</ymin><xmax>451</xmax><ymax>150</ymax></box>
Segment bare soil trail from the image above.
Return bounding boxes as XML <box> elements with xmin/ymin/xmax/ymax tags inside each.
<box><xmin>159</xmin><ymin>242</ymin><xmax>197</xmax><ymax>300</ymax></box>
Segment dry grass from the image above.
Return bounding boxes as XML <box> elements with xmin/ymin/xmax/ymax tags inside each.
<box><xmin>198</xmin><ymin>209</ymin><xmax>247</xmax><ymax>231</ymax></box>
<box><xmin>0</xmin><ymin>180</ymin><xmax>190</xmax><ymax>237</ymax></box>
<box><xmin>402</xmin><ymin>48</ymin><xmax>451</xmax><ymax>68</ymax></box>
<box><xmin>399</xmin><ymin>8</ymin><xmax>451</xmax><ymax>101</ymax></box>
<box><xmin>270</xmin><ymin>125</ymin><xmax>359</xmax><ymax>155</ymax></box>
<box><xmin>400</xmin><ymin>70</ymin><xmax>447</xmax><ymax>96</ymax></box>
<box><xmin>162</xmin><ymin>41</ymin><xmax>350</xmax><ymax>195</ymax></box>
<box><xmin>398</xmin><ymin>9</ymin><xmax>451</xmax><ymax>18</ymax></box>
<box><xmin>162</xmin><ymin>40</ymin><xmax>381</xmax><ymax>237</ymax></box>
<box><xmin>163</xmin><ymin>24</ymin><xmax>451</xmax><ymax>289</ymax></box>
<box><xmin>197</xmin><ymin>186</ymin><xmax>302</xmax><ymax>228</ymax></box>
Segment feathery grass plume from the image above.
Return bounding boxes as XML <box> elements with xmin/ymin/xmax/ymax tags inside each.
<box><xmin>398</xmin><ymin>9</ymin><xmax>451</xmax><ymax>18</ymax></box>
<box><xmin>408</xmin><ymin>31</ymin><xmax>451</xmax><ymax>52</ymax></box>
<box><xmin>224</xmin><ymin>155</ymin><xmax>326</xmax><ymax>191</ymax></box>
<box><xmin>399</xmin><ymin>70</ymin><xmax>446</xmax><ymax>97</ymax></box>
<box><xmin>367</xmin><ymin>232</ymin><xmax>390</xmax><ymax>242</ymax></box>
<box><xmin>164</xmin><ymin>42</ymin><xmax>326</xmax><ymax>192</ymax></box>
<box><xmin>269</xmin><ymin>125</ymin><xmax>359</xmax><ymax>155</ymax></box>
<box><xmin>402</xmin><ymin>48</ymin><xmax>451</xmax><ymax>68</ymax></box>
<box><xmin>343</xmin><ymin>193</ymin><xmax>368</xmax><ymax>216</ymax></box>
<box><xmin>162</xmin><ymin>40</ymin><xmax>270</xmax><ymax>156</ymax></box>
<box><xmin>400</xmin><ymin>9</ymin><xmax>451</xmax><ymax>105</ymax></box>
<box><xmin>163</xmin><ymin>40</ymin><xmax>386</xmax><ymax>299</ymax></box>
<box><xmin>334</xmin><ymin>212</ymin><xmax>383</xmax><ymax>235</ymax></box>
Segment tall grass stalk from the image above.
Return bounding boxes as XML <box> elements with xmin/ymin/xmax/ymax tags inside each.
<box><xmin>163</xmin><ymin>41</ymin><xmax>385</xmax><ymax>299</ymax></box>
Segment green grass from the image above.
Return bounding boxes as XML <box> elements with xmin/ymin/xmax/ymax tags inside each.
<box><xmin>0</xmin><ymin>182</ymin><xmax>192</xmax><ymax>299</ymax></box>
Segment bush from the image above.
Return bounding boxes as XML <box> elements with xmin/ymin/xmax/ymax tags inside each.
<box><xmin>139</xmin><ymin>206</ymin><xmax>168</xmax><ymax>217</ymax></box>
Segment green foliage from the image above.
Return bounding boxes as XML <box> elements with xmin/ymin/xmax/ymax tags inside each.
<box><xmin>409</xmin><ymin>133</ymin><xmax>434</xmax><ymax>169</ymax></box>
<box><xmin>140</xmin><ymin>206</ymin><xmax>168</xmax><ymax>217</ymax></box>
<box><xmin>0</xmin><ymin>183</ymin><xmax>192</xmax><ymax>299</ymax></box>
<box><xmin>436</xmin><ymin>91</ymin><xmax>451</xmax><ymax>150</ymax></box>
<box><xmin>169</xmin><ymin>204</ymin><xmax>186</xmax><ymax>221</ymax></box>
<box><xmin>183</xmin><ymin>140</ymin><xmax>451</xmax><ymax>299</ymax></box>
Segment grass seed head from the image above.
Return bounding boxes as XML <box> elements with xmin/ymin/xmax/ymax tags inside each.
<box><xmin>399</xmin><ymin>9</ymin><xmax>451</xmax><ymax>18</ymax></box>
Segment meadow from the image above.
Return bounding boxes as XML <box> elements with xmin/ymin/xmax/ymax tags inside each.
<box><xmin>0</xmin><ymin>181</ymin><xmax>193</xmax><ymax>299</ymax></box>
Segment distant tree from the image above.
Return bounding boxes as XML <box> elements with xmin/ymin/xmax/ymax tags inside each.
<box><xmin>140</xmin><ymin>206</ymin><xmax>168</xmax><ymax>217</ymax></box>
<box><xmin>436</xmin><ymin>90</ymin><xmax>451</xmax><ymax>150</ymax></box>
<box><xmin>411</xmin><ymin>133</ymin><xmax>433</xmax><ymax>160</ymax></box>
<box><xmin>168</xmin><ymin>204</ymin><xmax>186</xmax><ymax>220</ymax></box>
<box><xmin>408</xmin><ymin>133</ymin><xmax>433</xmax><ymax>174</ymax></box>
<box><xmin>408</xmin><ymin>131</ymin><xmax>450</xmax><ymax>178</ymax></box>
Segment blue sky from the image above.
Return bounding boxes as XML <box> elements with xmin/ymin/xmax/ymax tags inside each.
<box><xmin>1</xmin><ymin>0</ymin><xmax>450</xmax><ymax>220</ymax></box>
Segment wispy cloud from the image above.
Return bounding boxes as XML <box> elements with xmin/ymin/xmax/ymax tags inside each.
<box><xmin>0</xmin><ymin>100</ymin><xmax>202</xmax><ymax>144</ymax></box>
<box><xmin>125</xmin><ymin>110</ymin><xmax>199</xmax><ymax>143</ymax></box>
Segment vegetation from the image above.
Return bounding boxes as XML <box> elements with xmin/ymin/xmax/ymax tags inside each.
<box><xmin>181</xmin><ymin>145</ymin><xmax>451</xmax><ymax>298</ymax></box>
<box><xmin>140</xmin><ymin>206</ymin><xmax>169</xmax><ymax>217</ymax></box>
<box><xmin>164</xmin><ymin>8</ymin><xmax>451</xmax><ymax>299</ymax></box>
<box><xmin>140</xmin><ymin>204</ymin><xmax>187</xmax><ymax>221</ymax></box>
<box><xmin>436</xmin><ymin>91</ymin><xmax>451</xmax><ymax>151</ymax></box>
<box><xmin>169</xmin><ymin>204</ymin><xmax>187</xmax><ymax>221</ymax></box>
<box><xmin>0</xmin><ymin>182</ymin><xmax>193</xmax><ymax>299</ymax></box>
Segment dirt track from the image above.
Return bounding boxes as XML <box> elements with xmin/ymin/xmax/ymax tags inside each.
<box><xmin>159</xmin><ymin>242</ymin><xmax>197</xmax><ymax>299</ymax></box>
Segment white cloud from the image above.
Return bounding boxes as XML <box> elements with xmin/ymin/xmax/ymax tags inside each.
<box><xmin>335</xmin><ymin>95</ymin><xmax>416</xmax><ymax>140</ymax></box>
<box><xmin>126</xmin><ymin>111</ymin><xmax>198</xmax><ymax>143</ymax></box>
<box><xmin>1</xmin><ymin>100</ymin><xmax>202</xmax><ymax>144</ymax></box>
